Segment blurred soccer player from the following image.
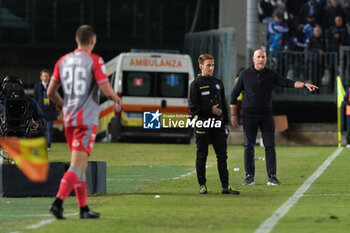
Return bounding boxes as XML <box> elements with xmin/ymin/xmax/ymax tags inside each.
<box><xmin>47</xmin><ymin>25</ymin><xmax>121</xmax><ymax>219</ymax></box>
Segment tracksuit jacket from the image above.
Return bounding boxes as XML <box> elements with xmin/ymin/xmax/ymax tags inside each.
<box><xmin>230</xmin><ymin>66</ymin><xmax>295</xmax><ymax>115</ymax></box>
<box><xmin>188</xmin><ymin>75</ymin><xmax>229</xmax><ymax>130</ymax></box>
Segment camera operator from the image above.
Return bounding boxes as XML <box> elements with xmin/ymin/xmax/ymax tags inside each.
<box><xmin>0</xmin><ymin>76</ymin><xmax>46</xmax><ymax>138</ymax></box>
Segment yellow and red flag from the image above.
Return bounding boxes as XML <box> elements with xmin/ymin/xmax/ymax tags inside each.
<box><xmin>337</xmin><ymin>76</ymin><xmax>346</xmax><ymax>147</ymax></box>
<box><xmin>337</xmin><ymin>75</ymin><xmax>346</xmax><ymax>108</ymax></box>
<box><xmin>0</xmin><ymin>136</ymin><xmax>49</xmax><ymax>182</ymax></box>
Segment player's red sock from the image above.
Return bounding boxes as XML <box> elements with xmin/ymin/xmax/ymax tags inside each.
<box><xmin>56</xmin><ymin>171</ymin><xmax>79</xmax><ymax>201</ymax></box>
<box><xmin>74</xmin><ymin>181</ymin><xmax>87</xmax><ymax>207</ymax></box>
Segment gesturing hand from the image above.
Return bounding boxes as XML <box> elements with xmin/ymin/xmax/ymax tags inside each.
<box><xmin>305</xmin><ymin>82</ymin><xmax>319</xmax><ymax>92</ymax></box>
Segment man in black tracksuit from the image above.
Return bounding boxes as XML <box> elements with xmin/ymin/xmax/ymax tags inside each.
<box><xmin>230</xmin><ymin>49</ymin><xmax>318</xmax><ymax>186</ymax></box>
<box><xmin>188</xmin><ymin>53</ymin><xmax>239</xmax><ymax>195</ymax></box>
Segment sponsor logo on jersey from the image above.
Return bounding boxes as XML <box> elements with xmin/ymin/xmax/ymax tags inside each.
<box><xmin>72</xmin><ymin>140</ymin><xmax>80</xmax><ymax>147</ymax></box>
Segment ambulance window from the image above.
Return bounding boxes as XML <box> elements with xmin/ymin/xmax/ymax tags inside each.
<box><xmin>124</xmin><ymin>72</ymin><xmax>152</xmax><ymax>96</ymax></box>
<box><xmin>159</xmin><ymin>73</ymin><xmax>188</xmax><ymax>98</ymax></box>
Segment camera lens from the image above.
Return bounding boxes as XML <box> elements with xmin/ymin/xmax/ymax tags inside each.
<box><xmin>7</xmin><ymin>100</ymin><xmax>26</xmax><ymax>118</ymax></box>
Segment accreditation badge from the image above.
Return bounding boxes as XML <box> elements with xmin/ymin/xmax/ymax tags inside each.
<box><xmin>44</xmin><ymin>97</ymin><xmax>50</xmax><ymax>106</ymax></box>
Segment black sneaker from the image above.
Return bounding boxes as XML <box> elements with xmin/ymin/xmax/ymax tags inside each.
<box><xmin>222</xmin><ymin>186</ymin><xmax>240</xmax><ymax>195</ymax></box>
<box><xmin>49</xmin><ymin>204</ymin><xmax>66</xmax><ymax>220</ymax></box>
<box><xmin>267</xmin><ymin>175</ymin><xmax>281</xmax><ymax>185</ymax></box>
<box><xmin>80</xmin><ymin>209</ymin><xmax>100</xmax><ymax>219</ymax></box>
<box><xmin>242</xmin><ymin>174</ymin><xmax>255</xmax><ymax>185</ymax></box>
<box><xmin>199</xmin><ymin>185</ymin><xmax>208</xmax><ymax>194</ymax></box>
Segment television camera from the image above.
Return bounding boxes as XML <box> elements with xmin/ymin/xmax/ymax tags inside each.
<box><xmin>0</xmin><ymin>76</ymin><xmax>40</xmax><ymax>138</ymax></box>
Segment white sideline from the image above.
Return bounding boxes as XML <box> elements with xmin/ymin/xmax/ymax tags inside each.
<box><xmin>254</xmin><ymin>147</ymin><xmax>344</xmax><ymax>233</ymax></box>
<box><xmin>173</xmin><ymin>165</ymin><xmax>212</xmax><ymax>180</ymax></box>
<box><xmin>106</xmin><ymin>165</ymin><xmax>213</xmax><ymax>181</ymax></box>
<box><xmin>25</xmin><ymin>213</ymin><xmax>78</xmax><ymax>230</ymax></box>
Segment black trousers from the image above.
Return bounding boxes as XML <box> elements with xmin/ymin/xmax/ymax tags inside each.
<box><xmin>195</xmin><ymin>130</ymin><xmax>229</xmax><ymax>188</ymax></box>
<box><xmin>242</xmin><ymin>113</ymin><xmax>276</xmax><ymax>178</ymax></box>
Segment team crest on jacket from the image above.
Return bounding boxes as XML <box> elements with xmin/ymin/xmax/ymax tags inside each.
<box><xmin>216</xmin><ymin>84</ymin><xmax>220</xmax><ymax>90</ymax></box>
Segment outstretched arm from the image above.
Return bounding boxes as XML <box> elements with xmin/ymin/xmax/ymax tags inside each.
<box><xmin>294</xmin><ymin>81</ymin><xmax>319</xmax><ymax>92</ymax></box>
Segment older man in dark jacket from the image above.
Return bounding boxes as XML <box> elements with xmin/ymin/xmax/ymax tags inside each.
<box><xmin>230</xmin><ymin>49</ymin><xmax>319</xmax><ymax>186</ymax></box>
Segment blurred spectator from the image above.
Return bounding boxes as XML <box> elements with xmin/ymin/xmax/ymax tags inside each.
<box><xmin>286</xmin><ymin>0</ymin><xmax>307</xmax><ymax>21</ymax></box>
<box><xmin>268</xmin><ymin>12</ymin><xmax>289</xmax><ymax>46</ymax></box>
<box><xmin>326</xmin><ymin>15</ymin><xmax>349</xmax><ymax>88</ymax></box>
<box><xmin>287</xmin><ymin>35</ymin><xmax>307</xmax><ymax>81</ymax></box>
<box><xmin>326</xmin><ymin>15</ymin><xmax>349</xmax><ymax>52</ymax></box>
<box><xmin>302</xmin><ymin>14</ymin><xmax>321</xmax><ymax>42</ymax></box>
<box><xmin>258</xmin><ymin>0</ymin><xmax>274</xmax><ymax>23</ymax></box>
<box><xmin>270</xmin><ymin>34</ymin><xmax>284</xmax><ymax>52</ymax></box>
<box><xmin>286</xmin><ymin>1</ymin><xmax>305</xmax><ymax>49</ymax></box>
<box><xmin>307</xmin><ymin>26</ymin><xmax>325</xmax><ymax>85</ymax></box>
<box><xmin>323</xmin><ymin>0</ymin><xmax>347</xmax><ymax>29</ymax></box>
<box><xmin>343</xmin><ymin>0</ymin><xmax>350</xmax><ymax>8</ymax></box>
<box><xmin>307</xmin><ymin>26</ymin><xmax>325</xmax><ymax>57</ymax></box>
<box><xmin>271</xmin><ymin>0</ymin><xmax>286</xmax><ymax>14</ymax></box>
<box><xmin>269</xmin><ymin>34</ymin><xmax>285</xmax><ymax>70</ymax></box>
<box><xmin>339</xmin><ymin>0</ymin><xmax>350</xmax><ymax>27</ymax></box>
<box><xmin>298</xmin><ymin>0</ymin><xmax>323</xmax><ymax>25</ymax></box>
<box><xmin>287</xmin><ymin>20</ymin><xmax>303</xmax><ymax>46</ymax></box>
<box><xmin>289</xmin><ymin>36</ymin><xmax>307</xmax><ymax>50</ymax></box>
<box><xmin>317</xmin><ymin>0</ymin><xmax>328</xmax><ymax>8</ymax></box>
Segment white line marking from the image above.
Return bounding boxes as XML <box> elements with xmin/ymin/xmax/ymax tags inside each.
<box><xmin>0</xmin><ymin>214</ymin><xmax>52</xmax><ymax>217</ymax></box>
<box><xmin>254</xmin><ymin>147</ymin><xmax>344</xmax><ymax>233</ymax></box>
<box><xmin>173</xmin><ymin>165</ymin><xmax>213</xmax><ymax>180</ymax></box>
<box><xmin>106</xmin><ymin>166</ymin><xmax>213</xmax><ymax>181</ymax></box>
<box><xmin>25</xmin><ymin>219</ymin><xmax>56</xmax><ymax>230</ymax></box>
<box><xmin>302</xmin><ymin>193</ymin><xmax>350</xmax><ymax>197</ymax></box>
<box><xmin>25</xmin><ymin>212</ymin><xmax>78</xmax><ymax>230</ymax></box>
<box><xmin>106</xmin><ymin>165</ymin><xmax>214</xmax><ymax>181</ymax></box>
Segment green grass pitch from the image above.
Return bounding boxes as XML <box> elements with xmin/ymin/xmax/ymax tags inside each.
<box><xmin>0</xmin><ymin>143</ymin><xmax>349</xmax><ymax>233</ymax></box>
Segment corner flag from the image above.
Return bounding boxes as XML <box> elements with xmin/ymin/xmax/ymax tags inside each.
<box><xmin>337</xmin><ymin>76</ymin><xmax>346</xmax><ymax>147</ymax></box>
<box><xmin>0</xmin><ymin>136</ymin><xmax>49</xmax><ymax>182</ymax></box>
<box><xmin>337</xmin><ymin>76</ymin><xmax>345</xmax><ymax>108</ymax></box>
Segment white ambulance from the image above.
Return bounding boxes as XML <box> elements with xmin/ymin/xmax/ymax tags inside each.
<box><xmin>97</xmin><ymin>52</ymin><xmax>195</xmax><ymax>142</ymax></box>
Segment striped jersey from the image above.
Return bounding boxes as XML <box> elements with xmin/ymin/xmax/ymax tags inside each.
<box><xmin>51</xmin><ymin>48</ymin><xmax>109</xmax><ymax>127</ymax></box>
